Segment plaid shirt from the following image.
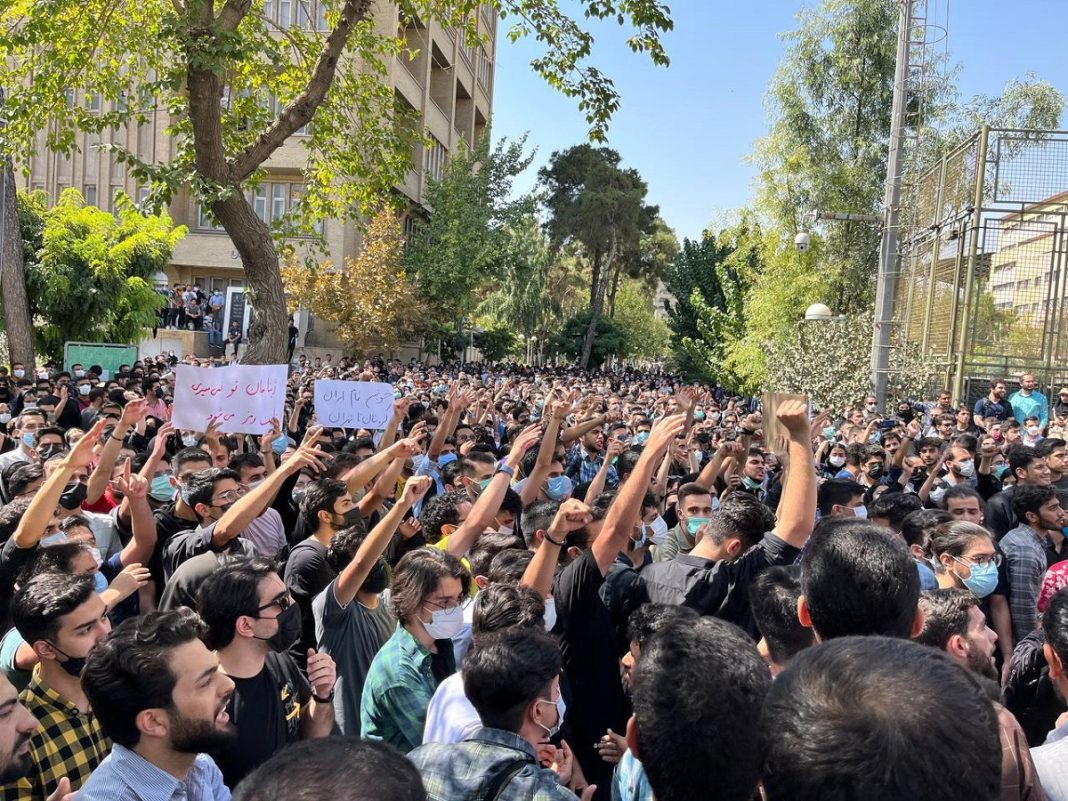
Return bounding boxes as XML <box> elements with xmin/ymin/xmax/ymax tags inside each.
<box><xmin>1002</xmin><ymin>524</ymin><xmax>1049</xmax><ymax>643</ymax></box>
<box><xmin>565</xmin><ymin>445</ymin><xmax>618</xmax><ymax>488</ymax></box>
<box><xmin>360</xmin><ymin>626</ymin><xmax>450</xmax><ymax>753</ymax></box>
<box><xmin>1</xmin><ymin>668</ymin><xmax>111</xmax><ymax>801</ymax></box>
<box><xmin>409</xmin><ymin>727</ymin><xmax>576</xmax><ymax>801</ymax></box>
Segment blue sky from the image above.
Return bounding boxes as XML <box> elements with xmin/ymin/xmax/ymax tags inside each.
<box><xmin>490</xmin><ymin>0</ymin><xmax>1068</xmax><ymax>243</ymax></box>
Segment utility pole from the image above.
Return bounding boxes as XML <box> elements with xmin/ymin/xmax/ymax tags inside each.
<box><xmin>871</xmin><ymin>0</ymin><xmax>914</xmax><ymax>408</ymax></box>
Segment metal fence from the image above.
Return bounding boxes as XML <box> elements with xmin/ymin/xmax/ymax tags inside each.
<box><xmin>892</xmin><ymin>126</ymin><xmax>1068</xmax><ymax>400</ymax></box>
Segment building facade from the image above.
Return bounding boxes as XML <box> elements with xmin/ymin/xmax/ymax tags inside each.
<box><xmin>18</xmin><ymin>3</ymin><xmax>497</xmax><ymax>355</ymax></box>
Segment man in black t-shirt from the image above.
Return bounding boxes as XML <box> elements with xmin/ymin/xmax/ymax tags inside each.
<box><xmin>198</xmin><ymin>557</ymin><xmax>336</xmax><ymax>788</ymax></box>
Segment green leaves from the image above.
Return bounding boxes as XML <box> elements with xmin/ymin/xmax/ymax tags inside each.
<box><xmin>17</xmin><ymin>188</ymin><xmax>185</xmax><ymax>361</ymax></box>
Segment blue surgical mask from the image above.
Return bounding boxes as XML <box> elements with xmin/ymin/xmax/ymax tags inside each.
<box><xmin>994</xmin><ymin>463</ymin><xmax>1010</xmax><ymax>480</ymax></box>
<box><xmin>92</xmin><ymin>570</ymin><xmax>108</xmax><ymax>593</ymax></box>
<box><xmin>954</xmin><ymin>558</ymin><xmax>998</xmax><ymax>598</ymax></box>
<box><xmin>438</xmin><ymin>452</ymin><xmax>458</xmax><ymax>467</ymax></box>
<box><xmin>694</xmin><ymin>411</ymin><xmax>705</xmax><ymax>421</ymax></box>
<box><xmin>272</xmin><ymin>434</ymin><xmax>289</xmax><ymax>455</ymax></box>
<box><xmin>634</xmin><ymin>431</ymin><xmax>650</xmax><ymax>446</ymax></box>
<box><xmin>150</xmin><ymin>473</ymin><xmax>177</xmax><ymax>502</ymax></box>
<box><xmin>686</xmin><ymin>516</ymin><xmax>711</xmax><ymax>537</ymax></box>
<box><xmin>545</xmin><ymin>475</ymin><xmax>572</xmax><ymax>501</ymax></box>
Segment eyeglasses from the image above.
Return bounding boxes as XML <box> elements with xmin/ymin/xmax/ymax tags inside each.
<box><xmin>212</xmin><ymin>487</ymin><xmax>247</xmax><ymax>504</ymax></box>
<box><xmin>954</xmin><ymin>553</ymin><xmax>1002</xmax><ymax>568</ymax></box>
<box><xmin>256</xmin><ymin>592</ymin><xmax>293</xmax><ymax>613</ymax></box>
<box><xmin>424</xmin><ymin>595</ymin><xmax>465</xmax><ymax>612</ymax></box>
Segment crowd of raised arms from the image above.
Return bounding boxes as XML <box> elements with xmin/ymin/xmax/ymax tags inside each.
<box><xmin>4</xmin><ymin>355</ymin><xmax>1068</xmax><ymax>801</ymax></box>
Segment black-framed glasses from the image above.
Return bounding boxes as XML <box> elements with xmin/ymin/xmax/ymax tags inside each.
<box><xmin>256</xmin><ymin>592</ymin><xmax>293</xmax><ymax>613</ymax></box>
<box><xmin>954</xmin><ymin>553</ymin><xmax>1003</xmax><ymax>568</ymax></box>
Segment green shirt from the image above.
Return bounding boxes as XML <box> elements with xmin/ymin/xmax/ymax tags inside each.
<box><xmin>359</xmin><ymin>625</ymin><xmax>454</xmax><ymax>753</ymax></box>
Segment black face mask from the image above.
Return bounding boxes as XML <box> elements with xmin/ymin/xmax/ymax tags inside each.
<box><xmin>255</xmin><ymin>603</ymin><xmax>302</xmax><ymax>653</ymax></box>
<box><xmin>48</xmin><ymin>642</ymin><xmax>88</xmax><ymax>677</ymax></box>
<box><xmin>59</xmin><ymin>482</ymin><xmax>88</xmax><ymax>510</ymax></box>
<box><xmin>333</xmin><ymin>508</ymin><xmax>363</xmax><ymax>530</ymax></box>
<box><xmin>361</xmin><ymin>560</ymin><xmax>390</xmax><ymax>594</ymax></box>
<box><xmin>37</xmin><ymin>445</ymin><xmax>65</xmax><ymax>461</ymax></box>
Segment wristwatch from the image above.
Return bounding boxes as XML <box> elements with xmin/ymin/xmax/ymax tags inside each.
<box><xmin>496</xmin><ymin>462</ymin><xmax>515</xmax><ymax>478</ymax></box>
<box><xmin>312</xmin><ymin>688</ymin><xmax>335</xmax><ymax>704</ymax></box>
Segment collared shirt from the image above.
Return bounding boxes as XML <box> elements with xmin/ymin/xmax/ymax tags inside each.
<box><xmin>612</xmin><ymin>749</ymin><xmax>653</xmax><ymax>801</ymax></box>
<box><xmin>360</xmin><ymin>625</ymin><xmax>455</xmax><ymax>753</ymax></box>
<box><xmin>1</xmin><ymin>669</ymin><xmax>111</xmax><ymax>801</ymax></box>
<box><xmin>409</xmin><ymin>727</ymin><xmax>575</xmax><ymax>801</ymax></box>
<box><xmin>77</xmin><ymin>744</ymin><xmax>230</xmax><ymax>801</ymax></box>
<box><xmin>564</xmin><ymin>444</ymin><xmax>618</xmax><ymax>488</ymax></box>
<box><xmin>1002</xmin><ymin>524</ymin><xmax>1050</xmax><ymax>642</ymax></box>
<box><xmin>1033</xmin><ymin>721</ymin><xmax>1068</xmax><ymax>800</ymax></box>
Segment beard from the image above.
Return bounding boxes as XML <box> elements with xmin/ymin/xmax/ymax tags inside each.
<box><xmin>0</xmin><ymin>732</ymin><xmax>34</xmax><ymax>784</ymax></box>
<box><xmin>965</xmin><ymin>643</ymin><xmax>998</xmax><ymax>682</ymax></box>
<box><xmin>169</xmin><ymin>702</ymin><xmax>236</xmax><ymax>754</ymax></box>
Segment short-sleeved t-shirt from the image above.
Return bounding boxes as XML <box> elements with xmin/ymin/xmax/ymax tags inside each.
<box><xmin>284</xmin><ymin>537</ymin><xmax>336</xmax><ymax>662</ymax></box>
<box><xmin>313</xmin><ymin>579</ymin><xmax>396</xmax><ymax>736</ymax></box>
<box><xmin>162</xmin><ymin>521</ymin><xmax>255</xmax><ymax>580</ymax></box>
<box><xmin>552</xmin><ymin>549</ymin><xmax>630</xmax><ymax>794</ymax></box>
<box><xmin>212</xmin><ymin>651</ymin><xmax>310</xmax><ymax>789</ymax></box>
<box><xmin>0</xmin><ymin>625</ymin><xmax>31</xmax><ymax>693</ymax></box>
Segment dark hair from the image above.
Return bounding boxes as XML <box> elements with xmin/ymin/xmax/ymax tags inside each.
<box><xmin>617</xmin><ymin>448</ymin><xmax>641</xmax><ymax>479</ymax></box>
<box><xmin>173</xmin><ymin>447</ymin><xmax>213</xmax><ymax>475</ymax></box>
<box><xmin>801</xmin><ymin>518</ymin><xmax>919</xmax><ymax>640</ymax></box>
<box><xmin>229</xmin><ymin>452</ymin><xmax>265</xmax><ymax>475</ymax></box>
<box><xmin>5</xmin><ymin>461</ymin><xmax>44</xmax><ymax>497</ymax></box>
<box><xmin>519</xmin><ymin>500</ymin><xmax>558</xmax><ymax>548</ymax></box>
<box><xmin>389</xmin><ymin>548</ymin><xmax>470</xmax><ymax>623</ymax></box>
<box><xmin>867</xmin><ymin>491</ymin><xmax>922</xmax><ymax>533</ymax></box>
<box><xmin>474</xmin><ymin>540</ymin><xmax>528</xmax><ymax>581</ymax></box>
<box><xmin>704</xmin><ymin>493</ymin><xmax>775</xmax><ymax>549</ymax></box>
<box><xmin>461</xmin><ymin>450</ymin><xmax>495</xmax><ymax>478</ymax></box>
<box><xmin>816</xmin><ymin>479</ymin><xmax>864</xmax><ymax>515</ymax></box>
<box><xmin>632</xmin><ymin>617</ymin><xmax>770</xmax><ymax>801</ymax></box>
<box><xmin>1008</xmin><ymin>443</ymin><xmax>1043</xmax><ymax>480</ymax></box>
<box><xmin>677</xmin><ymin>482</ymin><xmax>713</xmax><ymax>508</ymax></box>
<box><xmin>498</xmin><ymin>487</ymin><xmax>523</xmax><ymax>519</ymax></box>
<box><xmin>232</xmin><ymin>737</ymin><xmax>426</xmax><ymax>801</ymax></box>
<box><xmin>900</xmin><ymin>509</ymin><xmax>953</xmax><ymax>549</ymax></box>
<box><xmin>82</xmin><ymin>608</ymin><xmax>208</xmax><ymax>748</ymax></box>
<box><xmin>1037</xmin><ymin>438</ymin><xmax>1068</xmax><ymax>457</ymax></box>
<box><xmin>186</xmin><ymin>467</ymin><xmax>242</xmax><ymax>511</ymax></box>
<box><xmin>471</xmin><ymin>584</ymin><xmax>545</xmax><ymax>636</ymax></box>
<box><xmin>916</xmin><ymin>436</ymin><xmax>944</xmax><ymax>452</ymax></box>
<box><xmin>1013</xmin><ymin>484</ymin><xmax>1058</xmax><ymax>521</ymax></box>
<box><xmin>926</xmin><ymin>521</ymin><xmax>992</xmax><ymax>573</ymax></box>
<box><xmin>1043</xmin><ymin>587</ymin><xmax>1068</xmax><ymax>666</ymax></box>
<box><xmin>749</xmin><ymin>565</ymin><xmax>814</xmax><ymax>665</ymax></box>
<box><xmin>915</xmin><ymin>588</ymin><xmax>979</xmax><ymax>651</ymax></box>
<box><xmin>942</xmin><ymin>484</ymin><xmax>983</xmax><ymax>508</ymax></box>
<box><xmin>325</xmin><ymin>523</ymin><xmax>371</xmax><ymax>574</ymax></box>
<box><xmin>300</xmin><ymin>478</ymin><xmax>349</xmax><ymax>532</ymax></box>
<box><xmin>12</xmin><ymin>571</ymin><xmax>97</xmax><ymax>644</ymax></box>
<box><xmin>626</xmin><ymin>603</ymin><xmax>699</xmax><ymax>651</ymax></box>
<box><xmin>197</xmin><ymin>557</ymin><xmax>278</xmax><ymax>650</ymax></box>
<box><xmin>759</xmin><ymin>636</ymin><xmax>1001</xmax><ymax>801</ymax></box>
<box><xmin>463</xmin><ymin>628</ymin><xmax>561</xmax><ymax>733</ymax></box>
<box><xmin>21</xmin><ymin>542</ymin><xmax>93</xmax><ymax>583</ymax></box>
<box><xmin>419</xmin><ymin>490</ymin><xmax>466</xmax><ymax>543</ymax></box>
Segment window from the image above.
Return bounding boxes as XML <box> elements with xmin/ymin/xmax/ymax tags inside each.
<box><xmin>84</xmin><ymin>185</ymin><xmax>97</xmax><ymax>207</ymax></box>
<box><xmin>64</xmin><ymin>89</ymin><xmax>75</xmax><ymax>109</ymax></box>
<box><xmin>253</xmin><ymin>186</ymin><xmax>268</xmax><ymax>222</ymax></box>
<box><xmin>268</xmin><ymin>0</ymin><xmax>293</xmax><ymax>27</ymax></box>
<box><xmin>116</xmin><ymin>92</ymin><xmax>127</xmax><ymax>113</ymax></box>
<box><xmin>198</xmin><ymin>204</ymin><xmax>224</xmax><ymax>231</ymax></box>
<box><xmin>462</xmin><ymin>41</ymin><xmax>476</xmax><ymax>65</ymax></box>
<box><xmin>272</xmin><ymin>183</ymin><xmax>287</xmax><ymax>221</ymax></box>
<box><xmin>426</xmin><ymin>136</ymin><xmax>446</xmax><ymax>182</ymax></box>
<box><xmin>87</xmin><ymin>93</ymin><xmax>101</xmax><ymax>113</ymax></box>
<box><xmin>138</xmin><ymin>187</ymin><xmax>150</xmax><ymax>207</ymax></box>
<box><xmin>476</xmin><ymin>47</ymin><xmax>491</xmax><ymax>90</ymax></box>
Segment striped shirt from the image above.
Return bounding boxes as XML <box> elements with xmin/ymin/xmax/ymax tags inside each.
<box><xmin>76</xmin><ymin>744</ymin><xmax>229</xmax><ymax>801</ymax></box>
<box><xmin>0</xmin><ymin>669</ymin><xmax>110</xmax><ymax>801</ymax></box>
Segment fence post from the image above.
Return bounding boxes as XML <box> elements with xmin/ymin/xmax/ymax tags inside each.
<box><xmin>952</xmin><ymin>125</ymin><xmax>990</xmax><ymax>402</ymax></box>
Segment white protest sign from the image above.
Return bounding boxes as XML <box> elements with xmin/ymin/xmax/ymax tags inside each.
<box><xmin>314</xmin><ymin>380</ymin><xmax>394</xmax><ymax>430</ymax></box>
<box><xmin>171</xmin><ymin>364</ymin><xmax>287</xmax><ymax>435</ymax></box>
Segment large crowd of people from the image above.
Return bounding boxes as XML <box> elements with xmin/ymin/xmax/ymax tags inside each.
<box><xmin>0</xmin><ymin>354</ymin><xmax>1067</xmax><ymax>801</ymax></box>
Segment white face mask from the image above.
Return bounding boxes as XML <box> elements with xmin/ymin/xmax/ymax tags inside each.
<box><xmin>543</xmin><ymin>596</ymin><xmax>557</xmax><ymax>632</ymax></box>
<box><xmin>78</xmin><ymin>384</ymin><xmax>91</xmax><ymax>396</ymax></box>
<box><xmin>829</xmin><ymin>455</ymin><xmax>846</xmax><ymax>468</ymax></box>
<box><xmin>40</xmin><ymin>532</ymin><xmax>67</xmax><ymax>547</ymax></box>
<box><xmin>181</xmin><ymin>434</ymin><xmax>198</xmax><ymax>448</ymax></box>
<box><xmin>74</xmin><ymin>370</ymin><xmax>85</xmax><ymax>378</ymax></box>
<box><xmin>853</xmin><ymin>505</ymin><xmax>868</xmax><ymax>519</ymax></box>
<box><xmin>423</xmin><ymin>605</ymin><xmax>465</xmax><ymax>640</ymax></box>
<box><xmin>955</xmin><ymin>459</ymin><xmax>975</xmax><ymax>478</ymax></box>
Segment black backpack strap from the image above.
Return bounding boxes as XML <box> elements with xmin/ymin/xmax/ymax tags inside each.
<box><xmin>476</xmin><ymin>757</ymin><xmax>531</xmax><ymax>801</ymax></box>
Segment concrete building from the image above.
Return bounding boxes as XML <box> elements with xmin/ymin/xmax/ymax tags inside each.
<box><xmin>18</xmin><ymin>3</ymin><xmax>497</xmax><ymax>358</ymax></box>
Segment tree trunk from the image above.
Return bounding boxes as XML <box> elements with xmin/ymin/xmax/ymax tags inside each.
<box><xmin>580</xmin><ymin>230</ymin><xmax>618</xmax><ymax>369</ymax></box>
<box><xmin>0</xmin><ymin>161</ymin><xmax>34</xmax><ymax>367</ymax></box>
<box><xmin>589</xmin><ymin>247</ymin><xmax>601</xmax><ymax>307</ymax></box>
<box><xmin>606</xmin><ymin>261</ymin><xmax>622</xmax><ymax>318</ymax></box>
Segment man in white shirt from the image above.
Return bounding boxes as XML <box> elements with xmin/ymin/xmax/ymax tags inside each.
<box><xmin>0</xmin><ymin>410</ymin><xmax>45</xmax><ymax>473</ymax></box>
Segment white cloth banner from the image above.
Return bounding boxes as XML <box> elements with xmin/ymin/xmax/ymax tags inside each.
<box><xmin>171</xmin><ymin>364</ymin><xmax>287</xmax><ymax>435</ymax></box>
<box><xmin>314</xmin><ymin>380</ymin><xmax>394</xmax><ymax>430</ymax></box>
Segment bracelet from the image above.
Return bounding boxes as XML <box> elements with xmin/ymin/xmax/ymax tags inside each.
<box><xmin>544</xmin><ymin>532</ymin><xmax>566</xmax><ymax>547</ymax></box>
<box><xmin>496</xmin><ymin>462</ymin><xmax>515</xmax><ymax>478</ymax></box>
<box><xmin>312</xmin><ymin>689</ymin><xmax>335</xmax><ymax>704</ymax></box>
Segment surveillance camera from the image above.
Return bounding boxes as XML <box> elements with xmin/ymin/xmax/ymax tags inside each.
<box><xmin>794</xmin><ymin>232</ymin><xmax>811</xmax><ymax>253</ymax></box>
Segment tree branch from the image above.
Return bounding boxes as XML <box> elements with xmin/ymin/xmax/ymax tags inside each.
<box><xmin>216</xmin><ymin>0</ymin><xmax>254</xmax><ymax>31</ymax></box>
<box><xmin>228</xmin><ymin>0</ymin><xmax>373</xmax><ymax>181</ymax></box>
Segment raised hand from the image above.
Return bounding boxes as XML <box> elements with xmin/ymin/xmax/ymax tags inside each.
<box><xmin>776</xmin><ymin>399</ymin><xmax>811</xmax><ymax>438</ymax></box>
<box><xmin>120</xmin><ymin>397</ymin><xmax>149</xmax><ymax>428</ymax></box>
<box><xmin>259</xmin><ymin>418</ymin><xmax>282</xmax><ymax>452</ymax></box>
<box><xmin>115</xmin><ymin>458</ymin><xmax>149</xmax><ymax>500</ymax></box>
<box><xmin>400</xmin><ymin>475</ymin><xmax>433</xmax><ymax>506</ymax></box>
<box><xmin>108</xmin><ymin>563</ymin><xmax>152</xmax><ymax>599</ymax></box>
<box><xmin>646</xmin><ymin>414</ymin><xmax>688</xmax><ymax>455</ymax></box>
<box><xmin>507</xmin><ymin>424</ymin><xmax>543</xmax><ymax>462</ymax></box>
<box><xmin>306</xmin><ymin>649</ymin><xmax>337</xmax><ymax>701</ymax></box>
<box><xmin>549</xmin><ymin>499</ymin><xmax>592</xmax><ymax>540</ymax></box>
<box><xmin>62</xmin><ymin>418</ymin><xmax>107</xmax><ymax>472</ymax></box>
<box><xmin>398</xmin><ymin>517</ymin><xmax>423</xmax><ymax>540</ymax></box>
